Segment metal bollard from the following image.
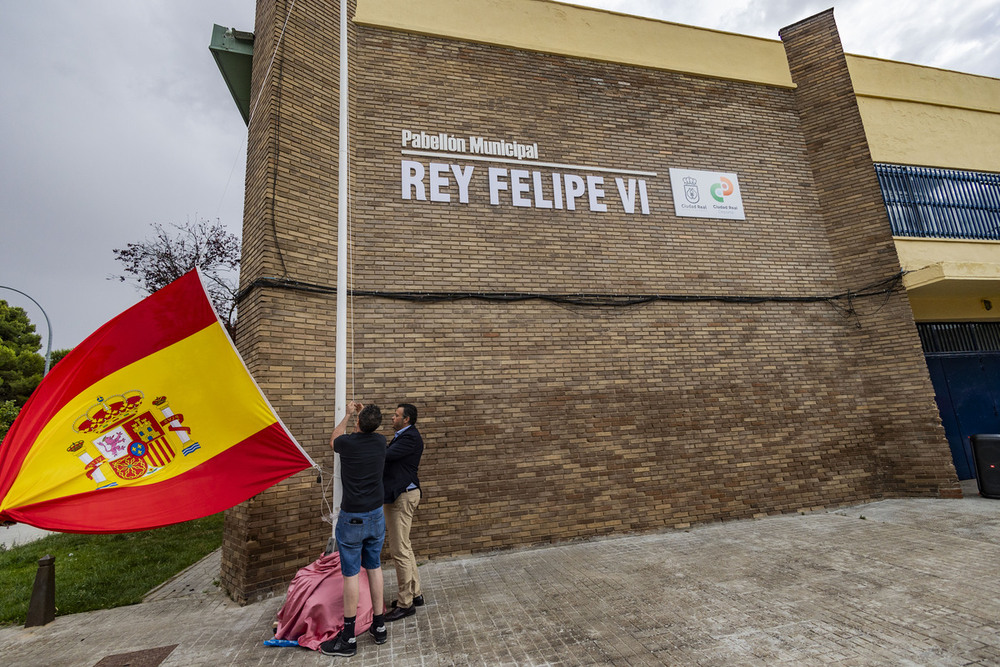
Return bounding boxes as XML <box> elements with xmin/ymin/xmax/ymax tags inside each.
<box><xmin>25</xmin><ymin>554</ymin><xmax>55</xmax><ymax>628</ymax></box>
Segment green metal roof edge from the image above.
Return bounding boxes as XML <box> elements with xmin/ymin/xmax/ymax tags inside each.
<box><xmin>210</xmin><ymin>24</ymin><xmax>254</xmax><ymax>125</ymax></box>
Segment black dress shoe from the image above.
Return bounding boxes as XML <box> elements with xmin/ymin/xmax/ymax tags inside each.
<box><xmin>391</xmin><ymin>595</ymin><xmax>424</xmax><ymax>609</ymax></box>
<box><xmin>385</xmin><ymin>604</ymin><xmax>416</xmax><ymax>622</ymax></box>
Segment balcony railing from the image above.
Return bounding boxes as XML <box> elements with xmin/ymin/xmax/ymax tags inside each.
<box><xmin>875</xmin><ymin>164</ymin><xmax>1000</xmax><ymax>240</ymax></box>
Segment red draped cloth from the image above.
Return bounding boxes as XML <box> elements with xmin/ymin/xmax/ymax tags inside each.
<box><xmin>274</xmin><ymin>552</ymin><xmax>375</xmax><ymax>651</ymax></box>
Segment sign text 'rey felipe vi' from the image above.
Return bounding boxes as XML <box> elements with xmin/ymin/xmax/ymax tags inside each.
<box><xmin>399</xmin><ymin>130</ymin><xmax>654</xmax><ymax>215</ymax></box>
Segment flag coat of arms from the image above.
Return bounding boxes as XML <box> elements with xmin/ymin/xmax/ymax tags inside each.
<box><xmin>0</xmin><ymin>270</ymin><xmax>315</xmax><ymax>532</ymax></box>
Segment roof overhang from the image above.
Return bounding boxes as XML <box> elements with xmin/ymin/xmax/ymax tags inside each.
<box><xmin>903</xmin><ymin>262</ymin><xmax>1000</xmax><ymax>299</ymax></box>
<box><xmin>902</xmin><ymin>262</ymin><xmax>1000</xmax><ymax>321</ymax></box>
<box><xmin>210</xmin><ymin>24</ymin><xmax>254</xmax><ymax>125</ymax></box>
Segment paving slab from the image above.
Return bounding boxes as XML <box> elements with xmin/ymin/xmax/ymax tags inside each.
<box><xmin>2</xmin><ymin>484</ymin><xmax>999</xmax><ymax>666</ymax></box>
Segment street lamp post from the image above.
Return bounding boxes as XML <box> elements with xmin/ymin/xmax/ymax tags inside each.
<box><xmin>0</xmin><ymin>286</ymin><xmax>53</xmax><ymax>375</ymax></box>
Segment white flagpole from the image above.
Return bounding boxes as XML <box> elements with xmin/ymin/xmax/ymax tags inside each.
<box><xmin>333</xmin><ymin>0</ymin><xmax>349</xmax><ymax>521</ymax></box>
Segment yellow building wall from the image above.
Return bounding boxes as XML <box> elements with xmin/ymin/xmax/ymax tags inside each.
<box><xmin>847</xmin><ymin>55</ymin><xmax>1000</xmax><ymax>172</ymax></box>
<box><xmin>355</xmin><ymin>0</ymin><xmax>795</xmax><ymax>87</ymax></box>
<box><xmin>848</xmin><ymin>56</ymin><xmax>1000</xmax><ymax>112</ymax></box>
<box><xmin>858</xmin><ymin>98</ymin><xmax>1000</xmax><ymax>172</ymax></box>
<box><xmin>906</xmin><ymin>293</ymin><xmax>1000</xmax><ymax>322</ymax></box>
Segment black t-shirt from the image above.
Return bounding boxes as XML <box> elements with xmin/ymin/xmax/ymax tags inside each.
<box><xmin>334</xmin><ymin>431</ymin><xmax>386</xmax><ymax>512</ymax></box>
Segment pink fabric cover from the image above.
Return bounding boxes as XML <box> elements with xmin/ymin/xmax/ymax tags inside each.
<box><xmin>274</xmin><ymin>552</ymin><xmax>375</xmax><ymax>651</ymax></box>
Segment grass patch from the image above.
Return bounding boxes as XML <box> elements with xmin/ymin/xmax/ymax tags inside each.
<box><xmin>0</xmin><ymin>512</ymin><xmax>224</xmax><ymax>626</ymax></box>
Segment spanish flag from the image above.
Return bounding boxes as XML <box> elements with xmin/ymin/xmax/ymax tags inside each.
<box><xmin>0</xmin><ymin>270</ymin><xmax>315</xmax><ymax>532</ymax></box>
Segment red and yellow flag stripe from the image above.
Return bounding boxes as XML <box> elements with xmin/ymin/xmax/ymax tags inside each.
<box><xmin>0</xmin><ymin>270</ymin><xmax>314</xmax><ymax>533</ymax></box>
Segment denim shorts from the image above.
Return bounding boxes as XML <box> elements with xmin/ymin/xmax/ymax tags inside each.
<box><xmin>335</xmin><ymin>507</ymin><xmax>385</xmax><ymax>577</ymax></box>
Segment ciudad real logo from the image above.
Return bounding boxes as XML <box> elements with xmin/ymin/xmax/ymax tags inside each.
<box><xmin>68</xmin><ymin>390</ymin><xmax>201</xmax><ymax>488</ymax></box>
<box><xmin>710</xmin><ymin>176</ymin><xmax>735</xmax><ymax>202</ymax></box>
<box><xmin>683</xmin><ymin>175</ymin><xmax>736</xmax><ymax>204</ymax></box>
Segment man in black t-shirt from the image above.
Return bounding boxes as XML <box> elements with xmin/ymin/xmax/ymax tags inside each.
<box><xmin>321</xmin><ymin>402</ymin><xmax>387</xmax><ymax>658</ymax></box>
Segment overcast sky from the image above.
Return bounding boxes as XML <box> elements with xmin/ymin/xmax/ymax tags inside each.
<box><xmin>1</xmin><ymin>1</ymin><xmax>998</xmax><ymax>352</ymax></box>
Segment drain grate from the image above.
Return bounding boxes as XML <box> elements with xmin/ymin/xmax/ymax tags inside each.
<box><xmin>93</xmin><ymin>644</ymin><xmax>178</xmax><ymax>667</ymax></box>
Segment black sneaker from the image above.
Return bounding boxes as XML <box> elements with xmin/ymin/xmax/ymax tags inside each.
<box><xmin>320</xmin><ymin>634</ymin><xmax>357</xmax><ymax>657</ymax></box>
<box><xmin>369</xmin><ymin>622</ymin><xmax>387</xmax><ymax>645</ymax></box>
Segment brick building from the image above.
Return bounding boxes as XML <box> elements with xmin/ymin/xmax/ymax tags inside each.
<box><xmin>210</xmin><ymin>0</ymin><xmax>1000</xmax><ymax>603</ymax></box>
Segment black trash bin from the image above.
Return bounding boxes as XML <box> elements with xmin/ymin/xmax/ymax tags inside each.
<box><xmin>969</xmin><ymin>434</ymin><xmax>1000</xmax><ymax>499</ymax></box>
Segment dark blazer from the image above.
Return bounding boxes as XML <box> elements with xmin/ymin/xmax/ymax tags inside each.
<box><xmin>383</xmin><ymin>425</ymin><xmax>423</xmax><ymax>504</ymax></box>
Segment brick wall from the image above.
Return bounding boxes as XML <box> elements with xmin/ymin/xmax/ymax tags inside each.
<box><xmin>779</xmin><ymin>10</ymin><xmax>960</xmax><ymax>497</ymax></box>
<box><xmin>222</xmin><ymin>1</ymin><xmax>958</xmax><ymax>603</ymax></box>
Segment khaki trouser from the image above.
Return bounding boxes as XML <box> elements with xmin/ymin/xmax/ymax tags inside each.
<box><xmin>384</xmin><ymin>488</ymin><xmax>421</xmax><ymax>607</ymax></box>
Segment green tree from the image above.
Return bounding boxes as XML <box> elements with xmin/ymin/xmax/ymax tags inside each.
<box><xmin>0</xmin><ymin>301</ymin><xmax>45</xmax><ymax>405</ymax></box>
<box><xmin>49</xmin><ymin>348</ymin><xmax>70</xmax><ymax>368</ymax></box>
<box><xmin>0</xmin><ymin>400</ymin><xmax>19</xmax><ymax>442</ymax></box>
<box><xmin>0</xmin><ymin>346</ymin><xmax>70</xmax><ymax>443</ymax></box>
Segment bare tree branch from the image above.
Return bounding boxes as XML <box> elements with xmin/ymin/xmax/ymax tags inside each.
<box><xmin>110</xmin><ymin>218</ymin><xmax>241</xmax><ymax>329</ymax></box>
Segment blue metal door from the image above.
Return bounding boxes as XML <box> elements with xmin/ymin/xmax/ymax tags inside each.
<box><xmin>925</xmin><ymin>354</ymin><xmax>1000</xmax><ymax>480</ymax></box>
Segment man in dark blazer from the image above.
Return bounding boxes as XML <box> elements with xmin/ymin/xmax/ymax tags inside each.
<box><xmin>383</xmin><ymin>403</ymin><xmax>425</xmax><ymax>622</ymax></box>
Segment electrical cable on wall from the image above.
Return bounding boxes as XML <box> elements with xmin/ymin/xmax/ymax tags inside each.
<box><xmin>237</xmin><ymin>270</ymin><xmax>907</xmax><ymax>316</ymax></box>
<box><xmin>268</xmin><ymin>55</ymin><xmax>290</xmax><ymax>279</ymax></box>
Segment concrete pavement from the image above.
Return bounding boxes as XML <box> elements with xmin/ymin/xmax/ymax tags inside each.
<box><xmin>0</xmin><ymin>523</ymin><xmax>51</xmax><ymax>550</ymax></box>
<box><xmin>3</xmin><ymin>480</ymin><xmax>1000</xmax><ymax>666</ymax></box>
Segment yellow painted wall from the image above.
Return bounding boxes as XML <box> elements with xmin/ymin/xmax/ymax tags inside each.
<box><xmin>847</xmin><ymin>56</ymin><xmax>1000</xmax><ymax>113</ymax></box>
<box><xmin>355</xmin><ymin>0</ymin><xmax>795</xmax><ymax>87</ymax></box>
<box><xmin>908</xmin><ymin>294</ymin><xmax>1000</xmax><ymax>322</ymax></box>
<box><xmin>848</xmin><ymin>56</ymin><xmax>1000</xmax><ymax>172</ymax></box>
<box><xmin>858</xmin><ymin>98</ymin><xmax>1000</xmax><ymax>172</ymax></box>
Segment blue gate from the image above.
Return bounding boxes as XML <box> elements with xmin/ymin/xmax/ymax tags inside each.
<box><xmin>919</xmin><ymin>323</ymin><xmax>1000</xmax><ymax>480</ymax></box>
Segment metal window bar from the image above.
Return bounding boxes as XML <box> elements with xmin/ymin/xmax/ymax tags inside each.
<box><xmin>876</xmin><ymin>164</ymin><xmax>1000</xmax><ymax>240</ymax></box>
<box><xmin>918</xmin><ymin>322</ymin><xmax>1000</xmax><ymax>355</ymax></box>
<box><xmin>883</xmin><ymin>166</ymin><xmax>913</xmax><ymax>232</ymax></box>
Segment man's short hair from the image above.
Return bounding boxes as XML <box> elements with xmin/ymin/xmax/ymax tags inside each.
<box><xmin>358</xmin><ymin>404</ymin><xmax>382</xmax><ymax>433</ymax></box>
<box><xmin>398</xmin><ymin>403</ymin><xmax>418</xmax><ymax>426</ymax></box>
